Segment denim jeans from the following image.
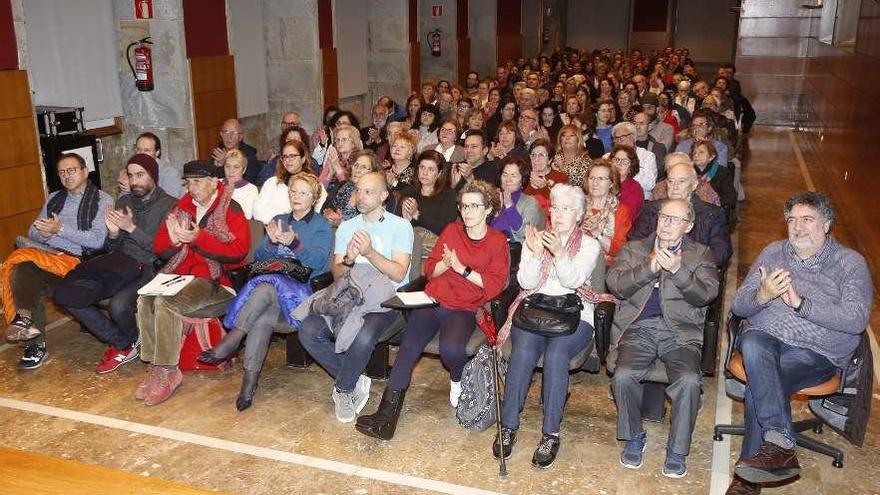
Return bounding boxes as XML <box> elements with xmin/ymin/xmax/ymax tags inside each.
<box><xmin>298</xmin><ymin>310</ymin><xmax>399</xmax><ymax>392</ymax></box>
<box><xmin>387</xmin><ymin>306</ymin><xmax>476</xmax><ymax>391</ymax></box>
<box><xmin>56</xmin><ymin>257</ymin><xmax>154</xmax><ymax>349</ymax></box>
<box><xmin>501</xmin><ymin>320</ymin><xmax>593</xmax><ymax>434</ymax></box>
<box><xmin>738</xmin><ymin>330</ymin><xmax>836</xmax><ymax>458</ymax></box>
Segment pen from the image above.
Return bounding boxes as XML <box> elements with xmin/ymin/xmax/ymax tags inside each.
<box><xmin>164</xmin><ymin>278</ymin><xmax>186</xmax><ymax>287</ymax></box>
<box><xmin>161</xmin><ymin>275</ymin><xmax>184</xmax><ymax>286</ymax></box>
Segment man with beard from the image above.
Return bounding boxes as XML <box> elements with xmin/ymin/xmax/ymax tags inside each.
<box><xmin>726</xmin><ymin>192</ymin><xmax>872</xmax><ymax>494</ymax></box>
<box><xmin>2</xmin><ymin>153</ymin><xmax>113</xmax><ymax>369</ymax></box>
<box><xmin>52</xmin><ymin>154</ymin><xmax>177</xmax><ymax>373</ymax></box>
<box><xmin>297</xmin><ymin>172</ymin><xmax>413</xmax><ymax>423</ymax></box>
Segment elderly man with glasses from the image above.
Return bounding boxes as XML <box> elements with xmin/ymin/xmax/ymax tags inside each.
<box><xmin>607</xmin><ymin>198</ymin><xmax>720</xmax><ymax>479</ymax></box>
<box><xmin>211</xmin><ymin>118</ymin><xmax>261</xmax><ymax>184</ymax></box>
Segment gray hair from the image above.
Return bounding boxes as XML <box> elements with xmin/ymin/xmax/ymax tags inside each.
<box><xmin>661</xmin><ymin>198</ymin><xmax>695</xmax><ymax>223</ymax></box>
<box><xmin>664</xmin><ymin>151</ymin><xmax>695</xmax><ymax>173</ymax></box>
<box><xmin>784</xmin><ymin>192</ymin><xmax>835</xmax><ymax>226</ymax></box>
<box><xmin>549</xmin><ymin>183</ymin><xmax>587</xmax><ymax>220</ymax></box>
<box><xmin>612</xmin><ymin>121</ymin><xmax>636</xmax><ymax>138</ymax></box>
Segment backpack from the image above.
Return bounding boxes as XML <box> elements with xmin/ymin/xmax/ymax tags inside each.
<box><xmin>456</xmin><ymin>344</ymin><xmax>507</xmax><ymax>431</ymax></box>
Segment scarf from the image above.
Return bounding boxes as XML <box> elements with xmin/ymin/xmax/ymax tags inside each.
<box><xmin>161</xmin><ymin>184</ymin><xmax>236</xmax><ymax>281</ymax></box>
<box><xmin>582</xmin><ymin>196</ymin><xmax>618</xmax><ymax>240</ymax></box>
<box><xmin>46</xmin><ymin>180</ymin><xmax>100</xmax><ymax>231</ymax></box>
<box><xmin>497</xmin><ymin>224</ymin><xmax>616</xmax><ymax>347</ymax></box>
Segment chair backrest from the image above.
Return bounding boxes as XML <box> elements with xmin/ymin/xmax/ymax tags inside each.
<box><xmin>246</xmin><ymin>219</ymin><xmax>265</xmax><ymax>262</ymax></box>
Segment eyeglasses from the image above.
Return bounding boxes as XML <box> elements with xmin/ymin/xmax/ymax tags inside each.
<box><xmin>612</xmin><ymin>157</ymin><xmax>631</xmax><ymax>165</ymax></box>
<box><xmin>659</xmin><ymin>213</ymin><xmax>691</xmax><ymax>226</ymax></box>
<box><xmin>281</xmin><ymin>154</ymin><xmax>302</xmax><ymax>160</ymax></box>
<box><xmin>336</xmin><ymin>137</ymin><xmax>353</xmax><ymax>143</ymax></box>
<box><xmin>612</xmin><ymin>132</ymin><xmax>634</xmax><ymax>141</ymax></box>
<box><xmin>519</xmin><ymin>115</ymin><xmax>536</xmax><ymax>122</ymax></box>
<box><xmin>458</xmin><ymin>203</ymin><xmax>485</xmax><ymax>212</ymax></box>
<box><xmin>58</xmin><ymin>167</ymin><xmax>82</xmax><ymax>177</ymax></box>
<box><xmin>288</xmin><ymin>189</ymin><xmax>314</xmax><ymax>197</ymax></box>
<box><xmin>220</xmin><ymin>130</ymin><xmax>242</xmax><ymax>136</ymax></box>
<box><xmin>588</xmin><ymin>176</ymin><xmax>611</xmax><ymax>182</ymax></box>
<box><xmin>439</xmin><ymin>127</ymin><xmax>456</xmax><ymax>133</ymax></box>
<box><xmin>530</xmin><ymin>151</ymin><xmax>548</xmax><ymax>159</ymax></box>
<box><xmin>550</xmin><ymin>205</ymin><xmax>577</xmax><ymax>214</ymax></box>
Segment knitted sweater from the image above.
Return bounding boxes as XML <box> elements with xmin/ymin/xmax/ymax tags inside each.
<box><xmin>731</xmin><ymin>238</ymin><xmax>872</xmax><ymax>368</ymax></box>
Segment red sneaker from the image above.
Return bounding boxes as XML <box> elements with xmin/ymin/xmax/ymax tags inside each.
<box><xmin>96</xmin><ymin>344</ymin><xmax>139</xmax><ymax>374</ymax></box>
<box><xmin>144</xmin><ymin>367</ymin><xmax>183</xmax><ymax>406</ymax></box>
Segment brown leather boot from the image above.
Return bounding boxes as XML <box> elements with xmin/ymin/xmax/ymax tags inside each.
<box><xmin>735</xmin><ymin>442</ymin><xmax>800</xmax><ymax>483</ymax></box>
<box><xmin>726</xmin><ymin>475</ymin><xmax>761</xmax><ymax>495</ymax></box>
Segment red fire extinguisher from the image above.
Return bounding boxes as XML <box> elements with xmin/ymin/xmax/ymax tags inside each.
<box><xmin>427</xmin><ymin>29</ymin><xmax>442</xmax><ymax>57</ymax></box>
<box><xmin>126</xmin><ymin>37</ymin><xmax>154</xmax><ymax>92</ymax></box>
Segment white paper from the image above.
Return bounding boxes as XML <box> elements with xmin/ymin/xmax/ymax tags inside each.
<box><xmin>395</xmin><ymin>291</ymin><xmax>436</xmax><ymax>306</ymax></box>
<box><xmin>137</xmin><ymin>274</ymin><xmax>195</xmax><ymax>296</ymax></box>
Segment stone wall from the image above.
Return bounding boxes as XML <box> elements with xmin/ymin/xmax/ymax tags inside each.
<box><xmin>366</xmin><ymin>0</ymin><xmax>411</xmax><ymax>107</ymax></box>
<box><xmin>468</xmin><ymin>0</ymin><xmax>496</xmax><ymax>78</ymax></box>
<box><xmin>263</xmin><ymin>0</ymin><xmax>323</xmax><ymax>151</ymax></box>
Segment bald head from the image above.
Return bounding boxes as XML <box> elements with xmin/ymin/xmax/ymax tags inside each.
<box><xmin>355</xmin><ymin>172</ymin><xmax>389</xmax><ymax>216</ymax></box>
<box><xmin>220</xmin><ymin>119</ymin><xmax>244</xmax><ymax>150</ymax></box>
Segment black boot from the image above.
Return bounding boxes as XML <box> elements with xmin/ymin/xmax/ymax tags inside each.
<box><xmin>355</xmin><ymin>387</ymin><xmax>406</xmax><ymax>440</ymax></box>
<box><xmin>235</xmin><ymin>370</ymin><xmax>260</xmax><ymax>411</ymax></box>
<box><xmin>199</xmin><ymin>328</ymin><xmax>245</xmax><ymax>364</ymax></box>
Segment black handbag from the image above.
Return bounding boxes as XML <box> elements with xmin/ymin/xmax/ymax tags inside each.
<box><xmin>512</xmin><ymin>293</ymin><xmax>583</xmax><ymax>337</ymax></box>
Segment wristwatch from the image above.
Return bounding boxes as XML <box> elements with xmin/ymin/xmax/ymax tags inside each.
<box><xmin>460</xmin><ymin>266</ymin><xmax>473</xmax><ymax>278</ymax></box>
<box><xmin>342</xmin><ymin>255</ymin><xmax>355</xmax><ymax>267</ymax></box>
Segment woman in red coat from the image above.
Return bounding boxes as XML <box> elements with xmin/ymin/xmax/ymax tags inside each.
<box><xmin>356</xmin><ymin>180</ymin><xmax>510</xmax><ymax>440</ymax></box>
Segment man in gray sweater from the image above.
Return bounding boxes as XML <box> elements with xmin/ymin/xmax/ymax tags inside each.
<box><xmin>52</xmin><ymin>154</ymin><xmax>177</xmax><ymax>374</ymax></box>
<box><xmin>608</xmin><ymin>198</ymin><xmax>720</xmax><ymax>478</ymax></box>
<box><xmin>727</xmin><ymin>192</ymin><xmax>873</xmax><ymax>494</ymax></box>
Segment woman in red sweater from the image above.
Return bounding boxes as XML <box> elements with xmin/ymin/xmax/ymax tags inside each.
<box><xmin>356</xmin><ymin>180</ymin><xmax>510</xmax><ymax>440</ymax></box>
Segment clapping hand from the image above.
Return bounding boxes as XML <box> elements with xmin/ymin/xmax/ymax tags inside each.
<box><xmin>442</xmin><ymin>243</ymin><xmax>464</xmax><ymax>273</ymax></box>
<box><xmin>117</xmin><ymin>169</ymin><xmax>130</xmax><ymax>193</ymax></box>
<box><xmin>211</xmin><ymin>147</ymin><xmax>227</xmax><ymax>166</ymax></box>
<box><xmin>529</xmin><ymin>174</ymin><xmax>548</xmax><ymax>190</ymax></box>
<box><xmin>34</xmin><ymin>213</ymin><xmax>62</xmax><ymax>236</ymax></box>
<box><xmin>266</xmin><ymin>219</ymin><xmax>282</xmax><ymax>244</ymax></box>
<box><xmin>655</xmin><ymin>247</ymin><xmax>683</xmax><ymax>274</ymax></box>
<box><xmin>541</xmin><ymin>230</ymin><xmax>563</xmax><ymax>257</ymax></box>
<box><xmin>401</xmin><ymin>197</ymin><xmax>420</xmax><ymax>221</ymax></box>
<box><xmin>107</xmin><ymin>206</ymin><xmax>135</xmax><ymax>233</ymax></box>
<box><xmin>323</xmin><ymin>208</ymin><xmax>343</xmax><ymax>227</ymax></box>
<box><xmin>352</xmin><ymin>230</ymin><xmax>373</xmax><ymax>256</ymax></box>
<box><xmin>524</xmin><ymin>224</ymin><xmax>544</xmax><ymax>254</ymax></box>
<box><xmin>757</xmin><ymin>267</ymin><xmax>792</xmax><ymax>305</ymax></box>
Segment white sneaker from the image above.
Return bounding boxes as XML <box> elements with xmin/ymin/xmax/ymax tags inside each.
<box><xmin>353</xmin><ymin>374</ymin><xmax>372</xmax><ymax>414</ymax></box>
<box><xmin>449</xmin><ymin>380</ymin><xmax>462</xmax><ymax>408</ymax></box>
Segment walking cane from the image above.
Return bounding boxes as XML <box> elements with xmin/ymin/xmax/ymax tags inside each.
<box><xmin>476</xmin><ymin>307</ymin><xmax>507</xmax><ymax>477</ymax></box>
<box><xmin>491</xmin><ymin>344</ymin><xmax>508</xmax><ymax>476</ymax></box>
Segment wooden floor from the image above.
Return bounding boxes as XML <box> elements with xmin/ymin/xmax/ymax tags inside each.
<box><xmin>0</xmin><ymin>447</ymin><xmax>223</xmax><ymax>495</ymax></box>
<box><xmin>0</xmin><ymin>126</ymin><xmax>877</xmax><ymax>495</ymax></box>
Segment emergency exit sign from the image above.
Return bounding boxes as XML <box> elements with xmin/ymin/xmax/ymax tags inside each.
<box><xmin>432</xmin><ymin>5</ymin><xmax>443</xmax><ymax>17</ymax></box>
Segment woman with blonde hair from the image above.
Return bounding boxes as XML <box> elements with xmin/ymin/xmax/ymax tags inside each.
<box><xmin>319</xmin><ymin>123</ymin><xmax>363</xmax><ymax>189</ymax></box>
<box><xmin>551</xmin><ymin>124</ymin><xmax>592</xmax><ymax>188</ymax></box>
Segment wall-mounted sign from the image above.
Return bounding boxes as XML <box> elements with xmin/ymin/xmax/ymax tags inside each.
<box><xmin>134</xmin><ymin>0</ymin><xmax>153</xmax><ymax>19</ymax></box>
<box><xmin>432</xmin><ymin>5</ymin><xmax>443</xmax><ymax>17</ymax></box>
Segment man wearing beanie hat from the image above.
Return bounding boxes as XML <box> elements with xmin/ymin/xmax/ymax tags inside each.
<box><xmin>52</xmin><ymin>154</ymin><xmax>177</xmax><ymax>374</ymax></box>
<box><xmin>117</xmin><ymin>133</ymin><xmax>184</xmax><ymax>199</ymax></box>
<box><xmin>135</xmin><ymin>159</ymin><xmax>250</xmax><ymax>405</ymax></box>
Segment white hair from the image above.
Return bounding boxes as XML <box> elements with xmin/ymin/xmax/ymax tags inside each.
<box><xmin>549</xmin><ymin>183</ymin><xmax>587</xmax><ymax>220</ymax></box>
<box><xmin>612</xmin><ymin>121</ymin><xmax>637</xmax><ymax>137</ymax></box>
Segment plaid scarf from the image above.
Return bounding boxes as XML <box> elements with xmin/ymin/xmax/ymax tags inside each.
<box><xmin>161</xmin><ymin>184</ymin><xmax>236</xmax><ymax>281</ymax></box>
<box><xmin>497</xmin><ymin>224</ymin><xmax>616</xmax><ymax>347</ymax></box>
<box><xmin>46</xmin><ymin>180</ymin><xmax>100</xmax><ymax>231</ymax></box>
<box><xmin>582</xmin><ymin>195</ymin><xmax>618</xmax><ymax>240</ymax></box>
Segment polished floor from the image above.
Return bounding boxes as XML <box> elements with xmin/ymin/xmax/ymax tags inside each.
<box><xmin>0</xmin><ymin>127</ymin><xmax>878</xmax><ymax>495</ymax></box>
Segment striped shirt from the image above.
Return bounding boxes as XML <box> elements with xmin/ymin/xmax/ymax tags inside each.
<box><xmin>28</xmin><ymin>188</ymin><xmax>113</xmax><ymax>256</ymax></box>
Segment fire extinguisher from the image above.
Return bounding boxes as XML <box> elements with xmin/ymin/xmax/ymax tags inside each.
<box><xmin>427</xmin><ymin>29</ymin><xmax>441</xmax><ymax>57</ymax></box>
<box><xmin>126</xmin><ymin>37</ymin><xmax>154</xmax><ymax>92</ymax></box>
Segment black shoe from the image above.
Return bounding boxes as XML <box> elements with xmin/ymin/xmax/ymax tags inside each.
<box><xmin>198</xmin><ymin>328</ymin><xmax>245</xmax><ymax>364</ymax></box>
<box><xmin>19</xmin><ymin>343</ymin><xmax>48</xmax><ymax>370</ymax></box>
<box><xmin>492</xmin><ymin>427</ymin><xmax>517</xmax><ymax>460</ymax></box>
<box><xmin>355</xmin><ymin>388</ymin><xmax>406</xmax><ymax>440</ymax></box>
<box><xmin>531</xmin><ymin>433</ymin><xmax>560</xmax><ymax>469</ymax></box>
<box><xmin>236</xmin><ymin>370</ymin><xmax>260</xmax><ymax>411</ymax></box>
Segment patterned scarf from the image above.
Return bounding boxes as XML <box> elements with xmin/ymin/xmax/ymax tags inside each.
<box><xmin>46</xmin><ymin>180</ymin><xmax>101</xmax><ymax>231</ymax></box>
<box><xmin>582</xmin><ymin>195</ymin><xmax>618</xmax><ymax>240</ymax></box>
<box><xmin>161</xmin><ymin>184</ymin><xmax>235</xmax><ymax>281</ymax></box>
<box><xmin>497</xmin><ymin>224</ymin><xmax>616</xmax><ymax>347</ymax></box>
